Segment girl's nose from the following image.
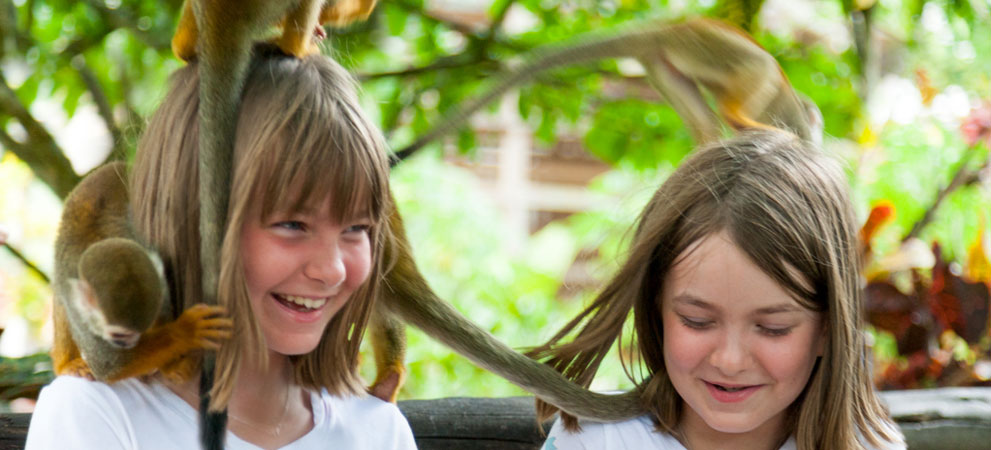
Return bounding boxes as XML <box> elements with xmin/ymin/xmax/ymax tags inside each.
<box><xmin>303</xmin><ymin>242</ymin><xmax>346</xmax><ymax>289</ymax></box>
<box><xmin>709</xmin><ymin>331</ymin><xmax>751</xmax><ymax>376</ymax></box>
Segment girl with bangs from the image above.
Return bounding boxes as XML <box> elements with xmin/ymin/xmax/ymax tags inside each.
<box><xmin>536</xmin><ymin>131</ymin><xmax>905</xmax><ymax>450</ymax></box>
<box><xmin>27</xmin><ymin>47</ymin><xmax>415</xmax><ymax>449</ymax></box>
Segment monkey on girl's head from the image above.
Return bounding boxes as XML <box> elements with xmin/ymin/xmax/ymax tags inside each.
<box><xmin>170</xmin><ymin>3</ymin><xmax>380</xmax><ymax>446</ymax></box>
<box><xmin>137</xmin><ymin>44</ymin><xmax>642</xmax><ymax>423</ymax></box>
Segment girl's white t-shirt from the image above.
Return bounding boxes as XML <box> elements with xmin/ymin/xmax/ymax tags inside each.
<box><xmin>543</xmin><ymin>414</ymin><xmax>907</xmax><ymax>450</ymax></box>
<box><xmin>542</xmin><ymin>415</ymin><xmax>797</xmax><ymax>450</ymax></box>
<box><xmin>25</xmin><ymin>376</ymin><xmax>417</xmax><ymax>449</ymax></box>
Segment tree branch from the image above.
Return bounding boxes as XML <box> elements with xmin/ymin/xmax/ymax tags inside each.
<box><xmin>0</xmin><ymin>72</ymin><xmax>81</xmax><ymax>199</ymax></box>
<box><xmin>72</xmin><ymin>56</ymin><xmax>125</xmax><ymax>161</ymax></box>
<box><xmin>1</xmin><ymin>243</ymin><xmax>50</xmax><ymax>284</ymax></box>
<box><xmin>358</xmin><ymin>53</ymin><xmax>497</xmax><ymax>80</ymax></box>
<box><xmin>904</xmin><ymin>149</ymin><xmax>988</xmax><ymax>241</ymax></box>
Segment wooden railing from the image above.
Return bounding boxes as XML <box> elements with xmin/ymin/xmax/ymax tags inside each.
<box><xmin>1</xmin><ymin>388</ymin><xmax>989</xmax><ymax>449</ymax></box>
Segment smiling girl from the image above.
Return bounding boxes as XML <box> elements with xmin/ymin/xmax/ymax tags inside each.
<box><xmin>534</xmin><ymin>130</ymin><xmax>904</xmax><ymax>450</ymax></box>
<box><xmin>26</xmin><ymin>47</ymin><xmax>415</xmax><ymax>449</ymax></box>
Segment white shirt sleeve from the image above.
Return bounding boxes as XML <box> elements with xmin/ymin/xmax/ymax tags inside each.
<box><xmin>25</xmin><ymin>376</ymin><xmax>137</xmax><ymax>450</ymax></box>
<box><xmin>376</xmin><ymin>402</ymin><xmax>416</xmax><ymax>450</ymax></box>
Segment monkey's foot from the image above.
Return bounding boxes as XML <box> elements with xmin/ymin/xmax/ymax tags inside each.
<box><xmin>368</xmin><ymin>365</ymin><xmax>407</xmax><ymax>403</ymax></box>
<box><xmin>313</xmin><ymin>25</ymin><xmax>327</xmax><ymax>42</ymax></box>
<box><xmin>273</xmin><ymin>35</ymin><xmax>320</xmax><ymax>59</ymax></box>
<box><xmin>59</xmin><ymin>358</ymin><xmax>95</xmax><ymax>381</ymax></box>
<box><xmin>176</xmin><ymin>304</ymin><xmax>234</xmax><ymax>351</ymax></box>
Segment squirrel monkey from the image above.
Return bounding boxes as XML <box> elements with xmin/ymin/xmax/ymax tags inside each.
<box><xmin>394</xmin><ymin>17</ymin><xmax>822</xmax><ymax>160</ymax></box>
<box><xmin>52</xmin><ymin>162</ymin><xmax>233</xmax><ymax>382</ymax></box>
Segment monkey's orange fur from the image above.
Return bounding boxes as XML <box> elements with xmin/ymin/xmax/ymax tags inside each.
<box><xmin>171</xmin><ymin>0</ymin><xmax>378</xmax><ymax>61</ymax></box>
<box><xmin>53</xmin><ymin>304</ymin><xmax>233</xmax><ymax>383</ymax></box>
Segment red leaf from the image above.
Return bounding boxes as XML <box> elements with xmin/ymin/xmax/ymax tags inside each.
<box><xmin>929</xmin><ymin>245</ymin><xmax>991</xmax><ymax>343</ymax></box>
<box><xmin>865</xmin><ymin>281</ymin><xmax>928</xmax><ymax>354</ymax></box>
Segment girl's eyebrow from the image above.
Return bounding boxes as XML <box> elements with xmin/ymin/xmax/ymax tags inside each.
<box><xmin>753</xmin><ymin>304</ymin><xmax>803</xmax><ymax>315</ymax></box>
<box><xmin>672</xmin><ymin>294</ymin><xmax>803</xmax><ymax>315</ymax></box>
<box><xmin>671</xmin><ymin>294</ymin><xmax>715</xmax><ymax>310</ymax></box>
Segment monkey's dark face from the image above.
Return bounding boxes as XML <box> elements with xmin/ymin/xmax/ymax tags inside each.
<box><xmin>79</xmin><ymin>238</ymin><xmax>164</xmax><ymax>333</ymax></box>
<box><xmin>240</xmin><ymin>200</ymin><xmax>372</xmax><ymax>356</ymax></box>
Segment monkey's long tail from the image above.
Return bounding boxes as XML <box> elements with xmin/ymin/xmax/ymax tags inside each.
<box><xmin>381</xmin><ymin>210</ymin><xmax>644</xmax><ymax>422</ymax></box>
<box><xmin>195</xmin><ymin>10</ymin><xmax>252</xmax><ymax>450</ymax></box>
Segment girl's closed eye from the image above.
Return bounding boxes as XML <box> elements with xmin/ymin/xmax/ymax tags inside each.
<box><xmin>678</xmin><ymin>314</ymin><xmax>714</xmax><ymax>330</ymax></box>
<box><xmin>757</xmin><ymin>324</ymin><xmax>794</xmax><ymax>337</ymax></box>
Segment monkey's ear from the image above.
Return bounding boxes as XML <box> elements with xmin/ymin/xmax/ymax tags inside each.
<box><xmin>67</xmin><ymin>278</ymin><xmax>99</xmax><ymax>311</ymax></box>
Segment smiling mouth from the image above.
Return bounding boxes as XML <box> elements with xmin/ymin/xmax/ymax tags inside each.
<box><xmin>272</xmin><ymin>293</ymin><xmax>328</xmax><ymax>312</ymax></box>
<box><xmin>705</xmin><ymin>381</ymin><xmax>763</xmax><ymax>403</ymax></box>
<box><xmin>712</xmin><ymin>384</ymin><xmax>750</xmax><ymax>392</ymax></box>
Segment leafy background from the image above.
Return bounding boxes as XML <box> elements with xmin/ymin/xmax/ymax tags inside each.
<box><xmin>0</xmin><ymin>0</ymin><xmax>989</xmax><ymax>409</ymax></box>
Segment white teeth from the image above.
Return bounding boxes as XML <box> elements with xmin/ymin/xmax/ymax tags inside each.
<box><xmin>715</xmin><ymin>384</ymin><xmax>747</xmax><ymax>392</ymax></box>
<box><xmin>280</xmin><ymin>294</ymin><xmax>327</xmax><ymax>309</ymax></box>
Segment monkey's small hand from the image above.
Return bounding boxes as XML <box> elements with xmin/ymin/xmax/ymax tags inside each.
<box><xmin>173</xmin><ymin>304</ymin><xmax>234</xmax><ymax>352</ymax></box>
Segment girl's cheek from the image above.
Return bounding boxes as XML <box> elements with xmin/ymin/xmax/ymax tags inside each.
<box><xmin>345</xmin><ymin>244</ymin><xmax>373</xmax><ymax>287</ymax></box>
<box><xmin>663</xmin><ymin>315</ymin><xmax>705</xmax><ymax>369</ymax></box>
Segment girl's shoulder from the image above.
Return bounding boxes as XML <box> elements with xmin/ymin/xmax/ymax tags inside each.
<box><xmin>26</xmin><ymin>376</ymin><xmax>193</xmax><ymax>449</ymax></box>
<box><xmin>543</xmin><ymin>414</ymin><xmax>686</xmax><ymax>450</ymax></box>
<box><xmin>316</xmin><ymin>390</ymin><xmax>407</xmax><ymax>424</ymax></box>
<box><xmin>298</xmin><ymin>390</ymin><xmax>415</xmax><ymax>450</ymax></box>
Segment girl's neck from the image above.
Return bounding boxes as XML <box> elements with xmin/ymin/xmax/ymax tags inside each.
<box><xmin>167</xmin><ymin>352</ymin><xmax>314</xmax><ymax>448</ymax></box>
<box><xmin>677</xmin><ymin>405</ymin><xmax>788</xmax><ymax>450</ymax></box>
<box><xmin>228</xmin><ymin>352</ymin><xmax>297</xmax><ymax>413</ymax></box>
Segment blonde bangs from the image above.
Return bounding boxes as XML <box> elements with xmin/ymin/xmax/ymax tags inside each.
<box><xmin>234</xmin><ymin>55</ymin><xmax>388</xmax><ymax>229</ymax></box>
<box><xmin>250</xmin><ymin>128</ymin><xmax>384</xmax><ymax>227</ymax></box>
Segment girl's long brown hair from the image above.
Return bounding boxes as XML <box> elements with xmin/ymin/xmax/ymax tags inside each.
<box><xmin>131</xmin><ymin>46</ymin><xmax>392</xmax><ymax>410</ymax></box>
<box><xmin>530</xmin><ymin>130</ymin><xmax>901</xmax><ymax>449</ymax></box>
